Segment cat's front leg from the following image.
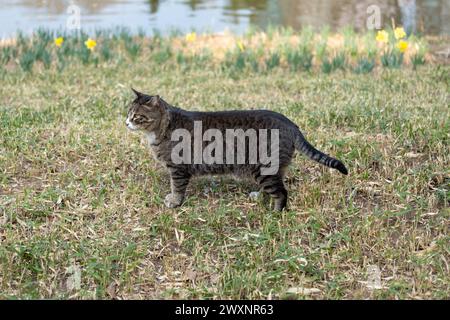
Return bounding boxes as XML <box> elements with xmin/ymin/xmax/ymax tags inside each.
<box><xmin>164</xmin><ymin>169</ymin><xmax>191</xmax><ymax>208</ymax></box>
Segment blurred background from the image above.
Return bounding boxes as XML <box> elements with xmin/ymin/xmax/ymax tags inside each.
<box><xmin>0</xmin><ymin>0</ymin><xmax>449</xmax><ymax>38</ymax></box>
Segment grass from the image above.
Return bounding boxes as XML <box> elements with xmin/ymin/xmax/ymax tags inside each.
<box><xmin>0</xmin><ymin>28</ymin><xmax>449</xmax><ymax>300</ymax></box>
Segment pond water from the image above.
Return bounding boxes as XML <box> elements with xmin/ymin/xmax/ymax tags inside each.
<box><xmin>0</xmin><ymin>0</ymin><xmax>449</xmax><ymax>38</ymax></box>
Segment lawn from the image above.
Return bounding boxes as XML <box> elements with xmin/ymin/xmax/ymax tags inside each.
<box><xmin>0</xmin><ymin>29</ymin><xmax>448</xmax><ymax>299</ymax></box>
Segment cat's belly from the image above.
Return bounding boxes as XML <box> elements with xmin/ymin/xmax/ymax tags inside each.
<box><xmin>191</xmin><ymin>163</ymin><xmax>258</xmax><ymax>177</ymax></box>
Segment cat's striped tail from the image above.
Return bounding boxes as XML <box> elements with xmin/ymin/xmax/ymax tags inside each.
<box><xmin>293</xmin><ymin>129</ymin><xmax>348</xmax><ymax>175</ymax></box>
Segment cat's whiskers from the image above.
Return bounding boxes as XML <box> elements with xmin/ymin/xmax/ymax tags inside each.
<box><xmin>125</xmin><ymin>118</ymin><xmax>138</xmax><ymax>131</ymax></box>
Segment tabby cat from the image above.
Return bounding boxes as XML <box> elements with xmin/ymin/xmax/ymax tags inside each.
<box><xmin>126</xmin><ymin>89</ymin><xmax>348</xmax><ymax>211</ymax></box>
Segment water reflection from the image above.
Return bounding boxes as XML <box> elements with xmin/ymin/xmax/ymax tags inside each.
<box><xmin>399</xmin><ymin>0</ymin><xmax>417</xmax><ymax>34</ymax></box>
<box><xmin>11</xmin><ymin>0</ymin><xmax>119</xmax><ymax>14</ymax></box>
<box><xmin>0</xmin><ymin>0</ymin><xmax>448</xmax><ymax>37</ymax></box>
<box><xmin>149</xmin><ymin>0</ymin><xmax>160</xmax><ymax>13</ymax></box>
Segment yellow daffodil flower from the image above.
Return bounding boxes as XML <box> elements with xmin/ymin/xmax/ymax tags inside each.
<box><xmin>376</xmin><ymin>30</ymin><xmax>389</xmax><ymax>43</ymax></box>
<box><xmin>54</xmin><ymin>37</ymin><xmax>64</xmax><ymax>48</ymax></box>
<box><xmin>394</xmin><ymin>27</ymin><xmax>406</xmax><ymax>40</ymax></box>
<box><xmin>185</xmin><ymin>32</ymin><xmax>196</xmax><ymax>43</ymax></box>
<box><xmin>397</xmin><ymin>40</ymin><xmax>409</xmax><ymax>53</ymax></box>
<box><xmin>85</xmin><ymin>38</ymin><xmax>97</xmax><ymax>51</ymax></box>
<box><xmin>237</xmin><ymin>41</ymin><xmax>245</xmax><ymax>52</ymax></box>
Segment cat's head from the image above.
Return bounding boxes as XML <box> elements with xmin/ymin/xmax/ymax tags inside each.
<box><xmin>126</xmin><ymin>88</ymin><xmax>168</xmax><ymax>132</ymax></box>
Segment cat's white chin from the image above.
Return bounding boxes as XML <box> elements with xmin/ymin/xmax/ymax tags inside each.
<box><xmin>126</xmin><ymin>119</ymin><xmax>138</xmax><ymax>131</ymax></box>
<box><xmin>126</xmin><ymin>125</ymin><xmax>138</xmax><ymax>131</ymax></box>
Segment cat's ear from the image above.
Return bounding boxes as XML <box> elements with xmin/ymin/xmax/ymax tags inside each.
<box><xmin>131</xmin><ymin>88</ymin><xmax>144</xmax><ymax>99</ymax></box>
<box><xmin>149</xmin><ymin>95</ymin><xmax>164</xmax><ymax>108</ymax></box>
<box><xmin>150</xmin><ymin>95</ymin><xmax>161</xmax><ymax>105</ymax></box>
<box><xmin>151</xmin><ymin>95</ymin><xmax>169</xmax><ymax>129</ymax></box>
<box><xmin>149</xmin><ymin>95</ymin><xmax>168</xmax><ymax>113</ymax></box>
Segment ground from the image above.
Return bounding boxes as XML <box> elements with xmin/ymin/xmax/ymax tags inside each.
<box><xmin>0</xmin><ymin>32</ymin><xmax>449</xmax><ymax>299</ymax></box>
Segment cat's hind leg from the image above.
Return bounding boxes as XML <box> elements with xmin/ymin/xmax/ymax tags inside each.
<box><xmin>254</xmin><ymin>173</ymin><xmax>287</xmax><ymax>211</ymax></box>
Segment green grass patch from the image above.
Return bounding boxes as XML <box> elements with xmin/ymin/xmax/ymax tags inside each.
<box><xmin>0</xmin><ymin>28</ymin><xmax>448</xmax><ymax>300</ymax></box>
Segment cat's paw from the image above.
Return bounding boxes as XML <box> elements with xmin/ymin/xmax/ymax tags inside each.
<box><xmin>164</xmin><ymin>194</ymin><xmax>183</xmax><ymax>208</ymax></box>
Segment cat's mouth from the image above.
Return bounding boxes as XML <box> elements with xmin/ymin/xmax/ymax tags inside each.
<box><xmin>125</xmin><ymin>119</ymin><xmax>138</xmax><ymax>131</ymax></box>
